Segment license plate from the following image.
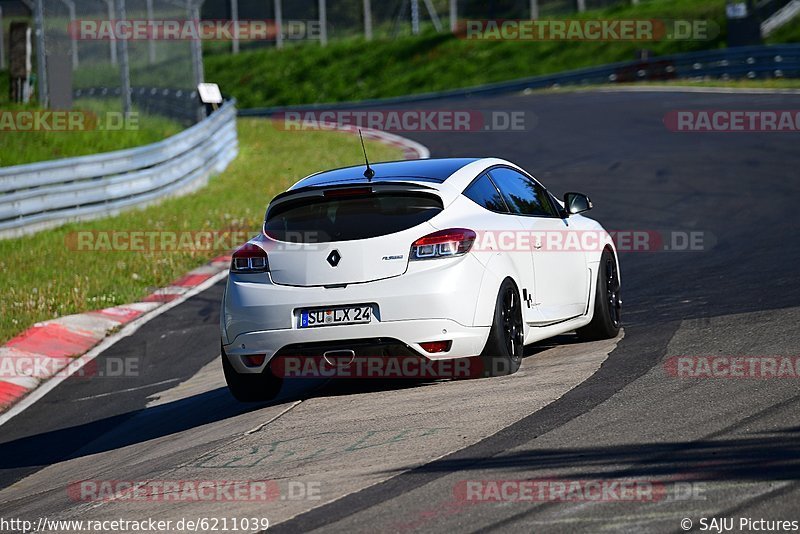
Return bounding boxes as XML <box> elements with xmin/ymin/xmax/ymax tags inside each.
<box><xmin>299</xmin><ymin>305</ymin><xmax>372</xmax><ymax>328</ymax></box>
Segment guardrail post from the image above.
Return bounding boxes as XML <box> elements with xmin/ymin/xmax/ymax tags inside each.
<box><xmin>60</xmin><ymin>0</ymin><xmax>78</xmax><ymax>69</ymax></box>
<box><xmin>146</xmin><ymin>0</ymin><xmax>155</xmax><ymax>63</ymax></box>
<box><xmin>411</xmin><ymin>0</ymin><xmax>420</xmax><ymax>34</ymax></box>
<box><xmin>318</xmin><ymin>0</ymin><xmax>328</xmax><ymax>46</ymax></box>
<box><xmin>274</xmin><ymin>0</ymin><xmax>283</xmax><ymax>49</ymax></box>
<box><xmin>230</xmin><ymin>0</ymin><xmax>239</xmax><ymax>54</ymax></box>
<box><xmin>363</xmin><ymin>0</ymin><xmax>373</xmax><ymax>40</ymax></box>
<box><xmin>115</xmin><ymin>0</ymin><xmax>131</xmax><ymax>114</ymax></box>
<box><xmin>0</xmin><ymin>6</ymin><xmax>5</xmax><ymax>70</ymax></box>
<box><xmin>33</xmin><ymin>0</ymin><xmax>48</xmax><ymax>107</ymax></box>
<box><xmin>105</xmin><ymin>0</ymin><xmax>117</xmax><ymax>65</ymax></box>
<box><xmin>189</xmin><ymin>0</ymin><xmax>205</xmax><ymax>88</ymax></box>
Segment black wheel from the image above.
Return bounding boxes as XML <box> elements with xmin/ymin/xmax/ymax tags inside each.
<box><xmin>221</xmin><ymin>345</ymin><xmax>283</xmax><ymax>402</ymax></box>
<box><xmin>480</xmin><ymin>279</ymin><xmax>524</xmax><ymax>377</ymax></box>
<box><xmin>576</xmin><ymin>248</ymin><xmax>621</xmax><ymax>341</ymax></box>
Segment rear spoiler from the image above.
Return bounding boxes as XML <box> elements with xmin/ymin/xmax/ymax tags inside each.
<box><xmin>264</xmin><ymin>182</ymin><xmax>439</xmax><ymax>222</ymax></box>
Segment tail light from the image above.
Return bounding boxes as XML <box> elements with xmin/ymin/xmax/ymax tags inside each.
<box><xmin>410</xmin><ymin>228</ymin><xmax>476</xmax><ymax>260</ymax></box>
<box><xmin>231</xmin><ymin>243</ymin><xmax>269</xmax><ymax>273</ymax></box>
<box><xmin>242</xmin><ymin>354</ymin><xmax>266</xmax><ymax>367</ymax></box>
<box><xmin>323</xmin><ymin>187</ymin><xmax>373</xmax><ymax>198</ymax></box>
<box><xmin>419</xmin><ymin>341</ymin><xmax>452</xmax><ymax>353</ymax></box>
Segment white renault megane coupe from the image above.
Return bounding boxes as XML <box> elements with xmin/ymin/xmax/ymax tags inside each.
<box><xmin>221</xmin><ymin>157</ymin><xmax>621</xmax><ymax>401</ymax></box>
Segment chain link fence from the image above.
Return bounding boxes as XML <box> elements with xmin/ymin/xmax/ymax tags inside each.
<box><xmin>32</xmin><ymin>0</ymin><xmax>204</xmax><ymax>123</ymax></box>
<box><xmin>16</xmin><ymin>0</ymin><xmax>650</xmax><ymax>119</ymax></box>
<box><xmin>199</xmin><ymin>0</ymin><xmax>642</xmax><ymax>54</ymax></box>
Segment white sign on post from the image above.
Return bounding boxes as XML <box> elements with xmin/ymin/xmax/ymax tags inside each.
<box><xmin>197</xmin><ymin>83</ymin><xmax>223</xmax><ymax>105</ymax></box>
<box><xmin>726</xmin><ymin>2</ymin><xmax>748</xmax><ymax>19</ymax></box>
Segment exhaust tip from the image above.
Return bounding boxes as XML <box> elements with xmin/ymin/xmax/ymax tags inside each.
<box><xmin>323</xmin><ymin>349</ymin><xmax>356</xmax><ymax>367</ymax></box>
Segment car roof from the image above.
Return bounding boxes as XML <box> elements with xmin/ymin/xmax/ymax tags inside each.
<box><xmin>289</xmin><ymin>158</ymin><xmax>482</xmax><ymax>190</ymax></box>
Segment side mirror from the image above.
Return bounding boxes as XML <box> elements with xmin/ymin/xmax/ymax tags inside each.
<box><xmin>564</xmin><ymin>192</ymin><xmax>592</xmax><ymax>215</ymax></box>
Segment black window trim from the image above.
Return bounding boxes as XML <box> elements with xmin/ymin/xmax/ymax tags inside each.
<box><xmin>548</xmin><ymin>191</ymin><xmax>568</xmax><ymax>219</ymax></box>
<box><xmin>466</xmin><ymin>165</ymin><xmax>562</xmax><ymax>219</ymax></box>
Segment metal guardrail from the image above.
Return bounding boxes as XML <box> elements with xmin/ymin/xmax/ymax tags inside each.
<box><xmin>0</xmin><ymin>100</ymin><xmax>238</xmax><ymax>239</ymax></box>
<box><xmin>761</xmin><ymin>0</ymin><xmax>800</xmax><ymax>36</ymax></box>
<box><xmin>756</xmin><ymin>0</ymin><xmax>795</xmax><ymax>23</ymax></box>
<box><xmin>240</xmin><ymin>44</ymin><xmax>800</xmax><ymax>116</ymax></box>
<box><xmin>73</xmin><ymin>87</ymin><xmax>205</xmax><ymax>126</ymax></box>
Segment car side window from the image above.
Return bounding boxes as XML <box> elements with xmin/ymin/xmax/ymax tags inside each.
<box><xmin>463</xmin><ymin>173</ymin><xmax>510</xmax><ymax>213</ymax></box>
<box><xmin>489</xmin><ymin>167</ymin><xmax>557</xmax><ymax>217</ymax></box>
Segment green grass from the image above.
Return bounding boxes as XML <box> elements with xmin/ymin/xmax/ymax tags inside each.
<box><xmin>0</xmin><ymin>98</ymin><xmax>183</xmax><ymax>167</ymax></box>
<box><xmin>0</xmin><ymin>120</ymin><xmax>403</xmax><ymax>344</ymax></box>
<box><xmin>767</xmin><ymin>16</ymin><xmax>800</xmax><ymax>44</ymax></box>
<box><xmin>1</xmin><ymin>66</ymin><xmax>182</xmax><ymax>167</ymax></box>
<box><xmin>204</xmin><ymin>0</ymin><xmax>752</xmax><ymax>108</ymax></box>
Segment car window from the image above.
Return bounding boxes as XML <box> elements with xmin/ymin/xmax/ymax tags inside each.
<box><xmin>489</xmin><ymin>167</ymin><xmax>557</xmax><ymax>217</ymax></box>
<box><xmin>463</xmin><ymin>173</ymin><xmax>509</xmax><ymax>213</ymax></box>
<box><xmin>264</xmin><ymin>192</ymin><xmax>443</xmax><ymax>242</ymax></box>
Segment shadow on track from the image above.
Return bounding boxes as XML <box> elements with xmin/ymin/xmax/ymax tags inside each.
<box><xmin>0</xmin><ymin>335</ymin><xmax>578</xmax><ymax>481</ymax></box>
<box><xmin>378</xmin><ymin>430</ymin><xmax>800</xmax><ymax>482</ymax></box>
<box><xmin>0</xmin><ymin>387</ymin><xmax>255</xmax><ymax>475</ymax></box>
<box><xmin>318</xmin><ymin>334</ymin><xmax>577</xmax><ymax>397</ymax></box>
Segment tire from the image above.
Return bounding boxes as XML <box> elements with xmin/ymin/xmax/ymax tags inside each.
<box><xmin>480</xmin><ymin>279</ymin><xmax>524</xmax><ymax>377</ymax></box>
<box><xmin>576</xmin><ymin>248</ymin><xmax>621</xmax><ymax>341</ymax></box>
<box><xmin>221</xmin><ymin>345</ymin><xmax>283</xmax><ymax>402</ymax></box>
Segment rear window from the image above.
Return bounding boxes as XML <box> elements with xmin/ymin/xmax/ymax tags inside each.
<box><xmin>264</xmin><ymin>192</ymin><xmax>443</xmax><ymax>243</ymax></box>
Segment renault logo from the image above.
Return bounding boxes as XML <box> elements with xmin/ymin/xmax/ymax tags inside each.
<box><xmin>327</xmin><ymin>249</ymin><xmax>341</xmax><ymax>267</ymax></box>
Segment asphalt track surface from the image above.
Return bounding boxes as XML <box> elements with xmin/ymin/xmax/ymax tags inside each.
<box><xmin>1</xmin><ymin>89</ymin><xmax>800</xmax><ymax>533</ymax></box>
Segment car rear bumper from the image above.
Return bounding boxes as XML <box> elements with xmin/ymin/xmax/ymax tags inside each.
<box><xmin>222</xmin><ymin>317</ymin><xmax>491</xmax><ymax>374</ymax></box>
<box><xmin>221</xmin><ymin>253</ymin><xmax>495</xmax><ymax>373</ymax></box>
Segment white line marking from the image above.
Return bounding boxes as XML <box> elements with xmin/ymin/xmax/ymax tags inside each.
<box><xmin>71</xmin><ymin>378</ymin><xmax>182</xmax><ymax>402</ymax></box>
<box><xmin>245</xmin><ymin>400</ymin><xmax>303</xmax><ymax>435</ymax></box>
<box><xmin>0</xmin><ymin>270</ymin><xmax>229</xmax><ymax>429</ymax></box>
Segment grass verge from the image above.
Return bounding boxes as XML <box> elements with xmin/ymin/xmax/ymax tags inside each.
<box><xmin>0</xmin><ymin>97</ymin><xmax>183</xmax><ymax>167</ymax></box>
<box><xmin>204</xmin><ymin>0</ymin><xmax>788</xmax><ymax>108</ymax></box>
<box><xmin>767</xmin><ymin>16</ymin><xmax>800</xmax><ymax>45</ymax></box>
<box><xmin>0</xmin><ymin>119</ymin><xmax>404</xmax><ymax>344</ymax></box>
